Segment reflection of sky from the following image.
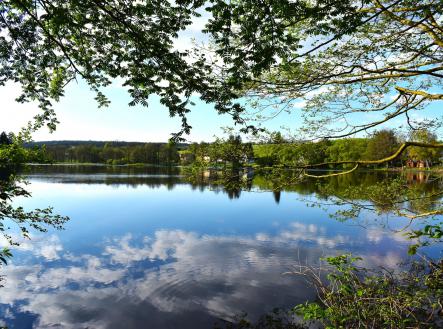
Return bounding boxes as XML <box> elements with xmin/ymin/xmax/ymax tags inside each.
<box><xmin>0</xmin><ymin>175</ymin><xmax>432</xmax><ymax>328</ymax></box>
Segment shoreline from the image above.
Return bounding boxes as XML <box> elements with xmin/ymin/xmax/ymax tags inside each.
<box><xmin>26</xmin><ymin>162</ymin><xmax>443</xmax><ymax>174</ymax></box>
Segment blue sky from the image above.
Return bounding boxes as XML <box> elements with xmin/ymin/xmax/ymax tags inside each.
<box><xmin>1</xmin><ymin>78</ymin><xmax>302</xmax><ymax>143</ymax></box>
<box><xmin>1</xmin><ymin>76</ymin><xmax>441</xmax><ymax>142</ymax></box>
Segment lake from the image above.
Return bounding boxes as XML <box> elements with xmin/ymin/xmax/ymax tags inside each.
<box><xmin>0</xmin><ymin>166</ymin><xmax>441</xmax><ymax>328</ymax></box>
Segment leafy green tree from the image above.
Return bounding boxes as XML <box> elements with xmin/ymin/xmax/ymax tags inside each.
<box><xmin>0</xmin><ymin>132</ymin><xmax>12</xmax><ymax>146</ymax></box>
<box><xmin>159</xmin><ymin>142</ymin><xmax>179</xmax><ymax>164</ymax></box>
<box><xmin>0</xmin><ymin>137</ymin><xmax>28</xmax><ymax>166</ymax></box>
<box><xmin>194</xmin><ymin>142</ymin><xmax>210</xmax><ymax>163</ymax></box>
<box><xmin>293</xmin><ymin>140</ymin><xmax>331</xmax><ymax>166</ymax></box>
<box><xmin>72</xmin><ymin>145</ymin><xmax>101</xmax><ymax>163</ymax></box>
<box><xmin>4</xmin><ymin>0</ymin><xmax>443</xmax><ymax>150</ymax></box>
<box><xmin>365</xmin><ymin>129</ymin><xmax>399</xmax><ymax>165</ymax></box>
<box><xmin>219</xmin><ymin>135</ymin><xmax>252</xmax><ymax>169</ymax></box>
<box><xmin>408</xmin><ymin>129</ymin><xmax>441</xmax><ymax>166</ymax></box>
<box><xmin>269</xmin><ymin>131</ymin><xmax>286</xmax><ymax>144</ymax></box>
<box><xmin>326</xmin><ymin>139</ymin><xmax>369</xmax><ymax>168</ymax></box>
<box><xmin>273</xmin><ymin>144</ymin><xmax>301</xmax><ymax>166</ymax></box>
<box><xmin>129</xmin><ymin>145</ymin><xmax>147</xmax><ymax>164</ymax></box>
<box><xmin>253</xmin><ymin>144</ymin><xmax>280</xmax><ymax>166</ymax></box>
<box><xmin>3</xmin><ymin>1</ymin><xmax>443</xmax><ymax>144</ymax></box>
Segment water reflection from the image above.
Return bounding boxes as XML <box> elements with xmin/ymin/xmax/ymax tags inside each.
<box><xmin>25</xmin><ymin>166</ymin><xmax>443</xmax><ymax>205</ymax></box>
<box><xmin>0</xmin><ymin>223</ymin><xmax>408</xmax><ymax>329</ymax></box>
<box><xmin>0</xmin><ymin>165</ymin><xmax>440</xmax><ymax>328</ymax></box>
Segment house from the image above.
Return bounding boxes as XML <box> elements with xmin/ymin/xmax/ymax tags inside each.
<box><xmin>405</xmin><ymin>159</ymin><xmax>429</xmax><ymax>168</ymax></box>
<box><xmin>178</xmin><ymin>151</ymin><xmax>195</xmax><ymax>164</ymax></box>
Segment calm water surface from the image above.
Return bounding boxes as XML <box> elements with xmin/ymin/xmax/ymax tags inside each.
<box><xmin>0</xmin><ymin>166</ymin><xmax>440</xmax><ymax>328</ymax></box>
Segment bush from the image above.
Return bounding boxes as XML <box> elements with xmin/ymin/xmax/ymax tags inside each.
<box><xmin>293</xmin><ymin>255</ymin><xmax>443</xmax><ymax>329</ymax></box>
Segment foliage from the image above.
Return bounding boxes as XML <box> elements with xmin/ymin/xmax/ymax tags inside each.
<box><xmin>0</xmin><ymin>133</ymin><xmax>69</xmax><ymax>269</ymax></box>
<box><xmin>0</xmin><ymin>132</ymin><xmax>13</xmax><ymax>146</ymax></box>
<box><xmin>253</xmin><ymin>136</ymin><xmax>405</xmax><ymax>168</ymax></box>
<box><xmin>408</xmin><ymin>130</ymin><xmax>441</xmax><ymax>164</ymax></box>
<box><xmin>364</xmin><ymin>129</ymin><xmax>399</xmax><ymax>162</ymax></box>
<box><xmin>268</xmin><ymin>132</ymin><xmax>287</xmax><ymax>144</ymax></box>
<box><xmin>205</xmin><ymin>0</ymin><xmax>443</xmax><ymax>140</ymax></box>
<box><xmin>6</xmin><ymin>0</ymin><xmax>441</xmax><ymax>140</ymax></box>
<box><xmin>252</xmin><ymin>144</ymin><xmax>280</xmax><ymax>167</ymax></box>
<box><xmin>42</xmin><ymin>141</ymin><xmax>181</xmax><ymax>165</ymax></box>
<box><xmin>0</xmin><ymin>0</ymin><xmax>281</xmax><ymax>140</ymax></box>
<box><xmin>215</xmin><ymin>135</ymin><xmax>253</xmax><ymax>168</ymax></box>
<box><xmin>407</xmin><ymin>223</ymin><xmax>443</xmax><ymax>256</ymax></box>
<box><xmin>188</xmin><ymin>135</ymin><xmax>253</xmax><ymax>168</ymax></box>
<box><xmin>325</xmin><ymin>139</ymin><xmax>369</xmax><ymax>168</ymax></box>
<box><xmin>0</xmin><ymin>132</ymin><xmax>51</xmax><ymax>165</ymax></box>
<box><xmin>293</xmin><ymin>255</ymin><xmax>443</xmax><ymax>329</ymax></box>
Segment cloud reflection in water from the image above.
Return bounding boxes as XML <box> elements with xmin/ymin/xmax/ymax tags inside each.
<box><xmin>0</xmin><ymin>220</ymin><xmax>408</xmax><ymax>329</ymax></box>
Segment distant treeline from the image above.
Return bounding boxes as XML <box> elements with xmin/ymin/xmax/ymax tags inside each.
<box><xmin>30</xmin><ymin>141</ymin><xmax>186</xmax><ymax>165</ymax></box>
<box><xmin>20</xmin><ymin>129</ymin><xmax>443</xmax><ymax>167</ymax></box>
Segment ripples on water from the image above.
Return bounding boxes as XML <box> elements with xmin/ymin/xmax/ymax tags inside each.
<box><xmin>0</xmin><ymin>166</ymin><xmax>439</xmax><ymax>328</ymax></box>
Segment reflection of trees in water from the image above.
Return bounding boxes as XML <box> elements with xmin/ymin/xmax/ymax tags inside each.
<box><xmin>185</xmin><ymin>168</ymin><xmax>443</xmax><ymax>252</ymax></box>
<box><xmin>26</xmin><ymin>164</ymin><xmax>182</xmax><ymax>176</ymax></box>
<box><xmin>404</xmin><ymin>171</ymin><xmax>431</xmax><ymax>184</ymax></box>
<box><xmin>317</xmin><ymin>173</ymin><xmax>439</xmax><ymax>221</ymax></box>
<box><xmin>22</xmin><ymin>165</ymin><xmax>443</xmax><ymax>252</ymax></box>
<box><xmin>185</xmin><ymin>168</ymin><xmax>253</xmax><ymax>200</ymax></box>
<box><xmin>30</xmin><ymin>166</ymin><xmax>442</xmax><ymax>214</ymax></box>
<box><xmin>26</xmin><ymin>165</ymin><xmax>184</xmax><ymax>189</ymax></box>
<box><xmin>261</xmin><ymin>169</ymin><xmax>443</xmax><ymax>220</ymax></box>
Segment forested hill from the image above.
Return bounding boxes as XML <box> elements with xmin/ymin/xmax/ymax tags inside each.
<box><xmin>26</xmin><ymin>140</ymin><xmax>189</xmax><ymax>148</ymax></box>
<box><xmin>24</xmin><ymin>140</ymin><xmax>189</xmax><ymax>165</ymax></box>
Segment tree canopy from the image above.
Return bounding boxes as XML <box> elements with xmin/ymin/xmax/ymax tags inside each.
<box><xmin>408</xmin><ymin>129</ymin><xmax>441</xmax><ymax>163</ymax></box>
<box><xmin>364</xmin><ymin>129</ymin><xmax>399</xmax><ymax>161</ymax></box>
<box><xmin>0</xmin><ymin>0</ymin><xmax>241</xmax><ymax>140</ymax></box>
<box><xmin>2</xmin><ymin>1</ymin><xmax>443</xmax><ymax>142</ymax></box>
<box><xmin>205</xmin><ymin>0</ymin><xmax>443</xmax><ymax>140</ymax></box>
